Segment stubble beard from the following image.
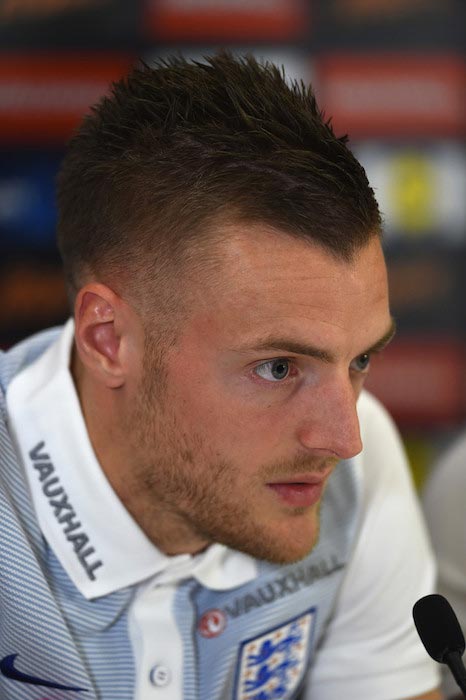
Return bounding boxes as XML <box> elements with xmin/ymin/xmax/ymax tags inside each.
<box><xmin>127</xmin><ymin>346</ymin><xmax>328</xmax><ymax>564</ymax></box>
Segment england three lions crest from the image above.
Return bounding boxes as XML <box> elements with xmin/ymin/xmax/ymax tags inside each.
<box><xmin>233</xmin><ymin>609</ymin><xmax>316</xmax><ymax>700</ymax></box>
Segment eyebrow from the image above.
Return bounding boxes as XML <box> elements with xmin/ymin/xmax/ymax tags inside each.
<box><xmin>234</xmin><ymin>318</ymin><xmax>397</xmax><ymax>363</ymax></box>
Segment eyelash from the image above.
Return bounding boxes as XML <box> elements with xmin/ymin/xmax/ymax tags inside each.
<box><xmin>252</xmin><ymin>358</ymin><xmax>297</xmax><ymax>384</ymax></box>
<box><xmin>252</xmin><ymin>353</ymin><xmax>373</xmax><ymax>385</ymax></box>
<box><xmin>350</xmin><ymin>353</ymin><xmax>371</xmax><ymax>374</ymax></box>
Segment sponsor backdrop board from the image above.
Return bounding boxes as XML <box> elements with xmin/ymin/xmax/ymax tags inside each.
<box><xmin>0</xmin><ymin>54</ymin><xmax>135</xmax><ymax>144</ymax></box>
<box><xmin>0</xmin><ymin>150</ymin><xmax>62</xmax><ymax>246</ymax></box>
<box><xmin>315</xmin><ymin>54</ymin><xmax>466</xmax><ymax>138</ymax></box>
<box><xmin>144</xmin><ymin>0</ymin><xmax>309</xmax><ymax>42</ymax></box>
<box><xmin>365</xmin><ymin>337</ymin><xmax>466</xmax><ymax>428</ymax></box>
<box><xmin>315</xmin><ymin>0</ymin><xmax>466</xmax><ymax>51</ymax></box>
<box><xmin>355</xmin><ymin>142</ymin><xmax>466</xmax><ymax>242</ymax></box>
<box><xmin>0</xmin><ymin>0</ymin><xmax>140</xmax><ymax>48</ymax></box>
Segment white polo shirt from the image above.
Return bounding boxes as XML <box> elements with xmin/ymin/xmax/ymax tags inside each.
<box><xmin>6</xmin><ymin>319</ymin><xmax>258</xmax><ymax>699</ymax></box>
<box><xmin>4</xmin><ymin>320</ymin><xmax>439</xmax><ymax>700</ymax></box>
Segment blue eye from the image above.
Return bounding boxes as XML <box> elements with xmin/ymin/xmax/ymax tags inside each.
<box><xmin>254</xmin><ymin>358</ymin><xmax>291</xmax><ymax>382</ymax></box>
<box><xmin>351</xmin><ymin>353</ymin><xmax>371</xmax><ymax>373</ymax></box>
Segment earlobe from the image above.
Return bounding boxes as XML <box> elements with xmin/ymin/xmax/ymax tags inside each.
<box><xmin>74</xmin><ymin>284</ymin><xmax>125</xmax><ymax>388</ymax></box>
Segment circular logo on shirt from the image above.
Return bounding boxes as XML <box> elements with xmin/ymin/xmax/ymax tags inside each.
<box><xmin>198</xmin><ymin>608</ymin><xmax>227</xmax><ymax>638</ymax></box>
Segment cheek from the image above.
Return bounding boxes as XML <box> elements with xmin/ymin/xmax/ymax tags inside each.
<box><xmin>166</xmin><ymin>354</ymin><xmax>300</xmax><ymax>462</ymax></box>
<box><xmin>173</xmin><ymin>383</ymin><xmax>282</xmax><ymax>463</ymax></box>
<box><xmin>216</xmin><ymin>400</ymin><xmax>298</xmax><ymax>467</ymax></box>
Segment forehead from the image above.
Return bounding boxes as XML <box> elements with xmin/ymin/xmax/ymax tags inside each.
<box><xmin>205</xmin><ymin>224</ymin><xmax>385</xmax><ymax>305</ymax></box>
<box><xmin>182</xmin><ymin>223</ymin><xmax>390</xmax><ymax>356</ymax></box>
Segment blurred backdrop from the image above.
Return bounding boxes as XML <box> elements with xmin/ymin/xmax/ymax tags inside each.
<box><xmin>0</xmin><ymin>0</ymin><xmax>465</xmax><ymax>486</ymax></box>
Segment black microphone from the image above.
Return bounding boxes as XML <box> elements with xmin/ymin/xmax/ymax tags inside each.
<box><xmin>413</xmin><ymin>593</ymin><xmax>466</xmax><ymax>697</ymax></box>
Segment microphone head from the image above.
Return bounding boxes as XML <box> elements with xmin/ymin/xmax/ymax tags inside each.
<box><xmin>413</xmin><ymin>594</ymin><xmax>465</xmax><ymax>663</ymax></box>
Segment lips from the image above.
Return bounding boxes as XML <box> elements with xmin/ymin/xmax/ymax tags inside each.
<box><xmin>267</xmin><ymin>472</ymin><xmax>331</xmax><ymax>508</ymax></box>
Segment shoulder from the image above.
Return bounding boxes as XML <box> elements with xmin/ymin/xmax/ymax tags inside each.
<box><xmin>357</xmin><ymin>389</ymin><xmax>402</xmax><ymax>447</ymax></box>
<box><xmin>0</xmin><ymin>326</ymin><xmax>64</xmax><ymax>394</ymax></box>
<box><xmin>356</xmin><ymin>390</ymin><xmax>410</xmax><ymax>505</ymax></box>
<box><xmin>0</xmin><ymin>326</ymin><xmax>65</xmax><ymax>441</ymax></box>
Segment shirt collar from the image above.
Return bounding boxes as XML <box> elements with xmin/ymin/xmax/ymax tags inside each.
<box><xmin>6</xmin><ymin>320</ymin><xmax>257</xmax><ymax>600</ymax></box>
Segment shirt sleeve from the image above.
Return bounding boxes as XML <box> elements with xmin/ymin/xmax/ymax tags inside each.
<box><xmin>304</xmin><ymin>391</ymin><xmax>440</xmax><ymax>700</ymax></box>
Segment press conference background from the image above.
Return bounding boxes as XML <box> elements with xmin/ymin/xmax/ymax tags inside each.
<box><xmin>0</xmin><ymin>0</ymin><xmax>465</xmax><ymax>488</ymax></box>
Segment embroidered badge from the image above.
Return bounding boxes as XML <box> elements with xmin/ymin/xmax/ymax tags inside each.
<box><xmin>233</xmin><ymin>609</ymin><xmax>316</xmax><ymax>699</ymax></box>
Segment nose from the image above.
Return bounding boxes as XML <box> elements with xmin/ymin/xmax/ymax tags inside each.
<box><xmin>296</xmin><ymin>374</ymin><xmax>363</xmax><ymax>460</ymax></box>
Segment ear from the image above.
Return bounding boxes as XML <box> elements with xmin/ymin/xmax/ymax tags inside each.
<box><xmin>73</xmin><ymin>283</ymin><xmax>135</xmax><ymax>389</ymax></box>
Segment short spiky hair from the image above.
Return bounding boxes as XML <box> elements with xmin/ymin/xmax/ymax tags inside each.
<box><xmin>56</xmin><ymin>52</ymin><xmax>381</xmax><ymax>309</ymax></box>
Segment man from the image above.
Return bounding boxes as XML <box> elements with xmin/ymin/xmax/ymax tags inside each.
<box><xmin>0</xmin><ymin>53</ymin><xmax>440</xmax><ymax>699</ymax></box>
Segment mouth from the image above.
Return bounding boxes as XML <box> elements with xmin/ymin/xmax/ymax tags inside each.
<box><xmin>266</xmin><ymin>472</ymin><xmax>332</xmax><ymax>508</ymax></box>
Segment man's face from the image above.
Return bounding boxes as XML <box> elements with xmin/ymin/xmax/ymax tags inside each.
<box><xmin>129</xmin><ymin>226</ymin><xmax>392</xmax><ymax>563</ymax></box>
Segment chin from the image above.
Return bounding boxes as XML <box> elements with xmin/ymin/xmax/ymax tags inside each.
<box><xmin>249</xmin><ymin>539</ymin><xmax>318</xmax><ymax>566</ymax></box>
<box><xmin>230</xmin><ymin>517</ymin><xmax>320</xmax><ymax>566</ymax></box>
